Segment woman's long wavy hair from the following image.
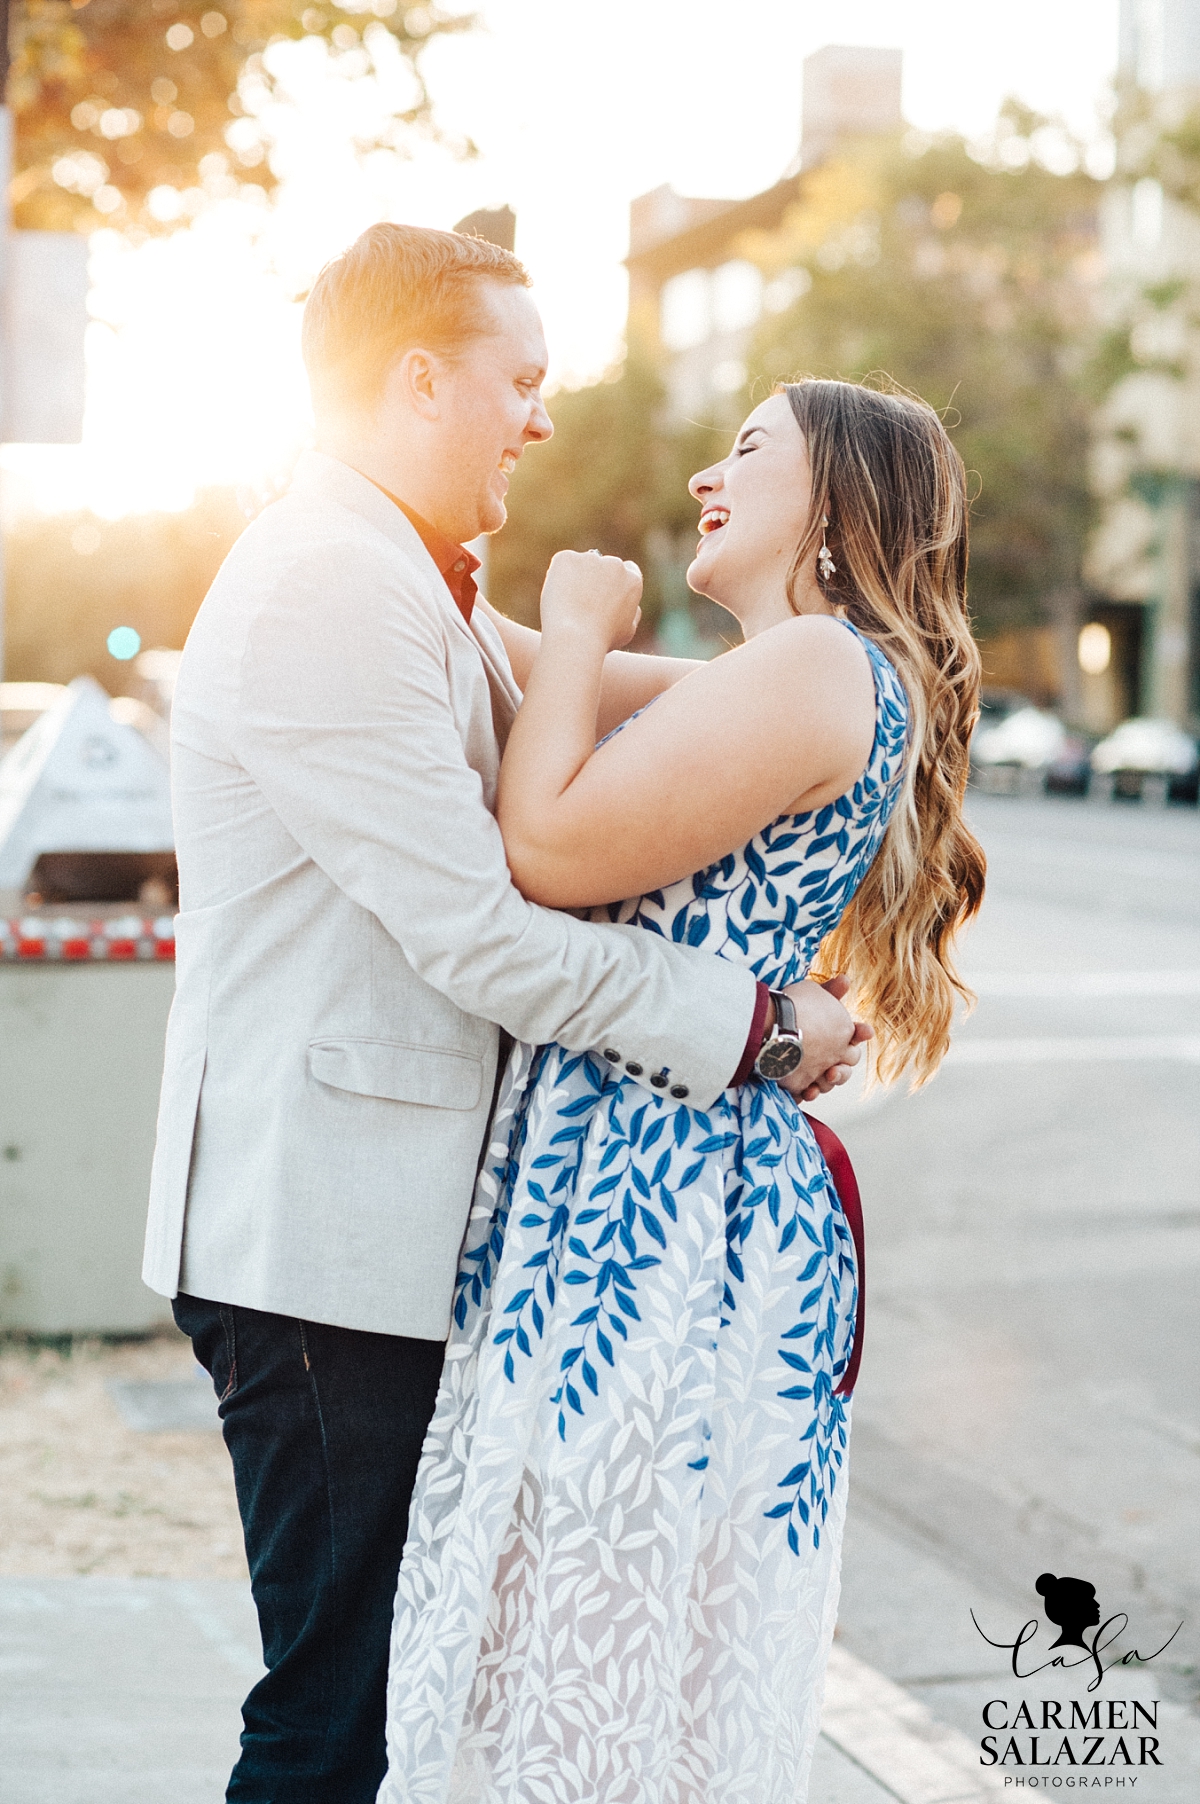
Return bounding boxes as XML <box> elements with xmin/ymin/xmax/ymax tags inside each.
<box><xmin>782</xmin><ymin>377</ymin><xmax>986</xmax><ymax>1086</ymax></box>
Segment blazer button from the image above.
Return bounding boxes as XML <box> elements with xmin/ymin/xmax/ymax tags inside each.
<box><xmin>602</xmin><ymin>1048</ymin><xmax>621</xmax><ymax>1064</ymax></box>
<box><xmin>625</xmin><ymin>1060</ymin><xmax>644</xmax><ymax>1077</ymax></box>
<box><xmin>650</xmin><ymin>1071</ymin><xmax>669</xmax><ymax>1089</ymax></box>
<box><xmin>670</xmin><ymin>1084</ymin><xmax>690</xmax><ymax>1099</ymax></box>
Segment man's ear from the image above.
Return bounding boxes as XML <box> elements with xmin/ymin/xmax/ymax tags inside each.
<box><xmin>386</xmin><ymin>346</ymin><xmax>443</xmax><ymax>422</ymax></box>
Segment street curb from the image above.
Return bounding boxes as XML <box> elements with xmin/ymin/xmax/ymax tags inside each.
<box><xmin>821</xmin><ymin>1644</ymin><xmax>1004</xmax><ymax>1803</ymax></box>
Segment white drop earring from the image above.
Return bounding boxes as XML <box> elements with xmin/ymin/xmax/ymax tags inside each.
<box><xmin>817</xmin><ymin>515</ymin><xmax>836</xmax><ymax>584</ymax></box>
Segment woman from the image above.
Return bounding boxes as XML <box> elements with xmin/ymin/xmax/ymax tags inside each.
<box><xmin>379</xmin><ymin>378</ymin><xmax>985</xmax><ymax>1804</ymax></box>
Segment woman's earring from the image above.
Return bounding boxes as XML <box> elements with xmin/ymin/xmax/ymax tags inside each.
<box><xmin>817</xmin><ymin>515</ymin><xmax>837</xmax><ymax>584</ymax></box>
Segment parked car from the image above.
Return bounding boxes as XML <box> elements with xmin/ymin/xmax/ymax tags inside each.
<box><xmin>972</xmin><ymin>705</ymin><xmax>1068</xmax><ymax>770</ymax></box>
<box><xmin>971</xmin><ymin>701</ymin><xmax>1069</xmax><ymax>793</ymax></box>
<box><xmin>1090</xmin><ymin>718</ymin><xmax>1200</xmax><ymax>804</ymax></box>
<box><xmin>1043</xmin><ymin>732</ymin><xmax>1095</xmax><ymax>797</ymax></box>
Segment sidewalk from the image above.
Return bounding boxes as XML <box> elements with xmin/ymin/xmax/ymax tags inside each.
<box><xmin>0</xmin><ymin>1575</ymin><xmax>1002</xmax><ymax>1804</ymax></box>
<box><xmin>0</xmin><ymin>1338</ymin><xmax>977</xmax><ymax>1801</ymax></box>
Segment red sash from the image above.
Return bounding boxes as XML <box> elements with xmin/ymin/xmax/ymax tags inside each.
<box><xmin>802</xmin><ymin>1114</ymin><xmax>865</xmax><ymax>1399</ymax></box>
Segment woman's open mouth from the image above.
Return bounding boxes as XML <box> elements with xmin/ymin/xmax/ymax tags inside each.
<box><xmin>698</xmin><ymin>507</ymin><xmax>729</xmax><ymax>537</ymax></box>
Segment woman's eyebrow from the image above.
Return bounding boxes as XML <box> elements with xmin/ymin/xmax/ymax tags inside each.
<box><xmin>733</xmin><ymin>425</ymin><xmax>766</xmax><ymax>449</ymax></box>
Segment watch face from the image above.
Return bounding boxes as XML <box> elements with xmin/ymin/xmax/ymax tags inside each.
<box><xmin>758</xmin><ymin>1036</ymin><xmax>804</xmax><ymax>1080</ymax></box>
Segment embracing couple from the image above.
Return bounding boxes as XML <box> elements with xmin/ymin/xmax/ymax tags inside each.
<box><xmin>144</xmin><ymin>223</ymin><xmax>985</xmax><ymax>1803</ymax></box>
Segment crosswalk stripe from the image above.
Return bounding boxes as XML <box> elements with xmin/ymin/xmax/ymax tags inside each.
<box><xmin>950</xmin><ymin>1035</ymin><xmax>1200</xmax><ymax>1064</ymax></box>
<box><xmin>967</xmin><ymin>971</ymin><xmax>1200</xmax><ymax>998</ymax></box>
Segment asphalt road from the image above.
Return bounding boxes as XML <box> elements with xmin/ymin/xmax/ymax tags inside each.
<box><xmin>813</xmin><ymin>790</ymin><xmax>1200</xmax><ymax>1797</ymax></box>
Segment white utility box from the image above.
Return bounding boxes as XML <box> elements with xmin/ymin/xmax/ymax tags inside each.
<box><xmin>0</xmin><ymin>958</ymin><xmax>175</xmax><ymax>1334</ymax></box>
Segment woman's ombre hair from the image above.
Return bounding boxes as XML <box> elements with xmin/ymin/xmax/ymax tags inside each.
<box><xmin>782</xmin><ymin>376</ymin><xmax>986</xmax><ymax>1087</ymax></box>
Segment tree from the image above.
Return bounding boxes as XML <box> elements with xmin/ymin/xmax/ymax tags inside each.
<box><xmin>748</xmin><ymin>109</ymin><xmax>1101</xmax><ymax>644</ymax></box>
<box><xmin>8</xmin><ymin>1</ymin><xmax>475</xmax><ymax>233</ymax></box>
<box><xmin>4</xmin><ymin>488</ymin><xmax>246</xmax><ymax>685</ymax></box>
<box><xmin>494</xmin><ymin>109</ymin><xmax>1105</xmax><ymax>665</ymax></box>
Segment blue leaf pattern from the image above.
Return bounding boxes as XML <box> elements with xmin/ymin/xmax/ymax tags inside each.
<box><xmin>382</xmin><ymin>624</ymin><xmax>909</xmax><ymax>1804</ymax></box>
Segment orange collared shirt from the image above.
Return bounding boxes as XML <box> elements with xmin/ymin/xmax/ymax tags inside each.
<box><xmin>371</xmin><ymin>480</ymin><xmax>480</xmax><ymax>624</ymax></box>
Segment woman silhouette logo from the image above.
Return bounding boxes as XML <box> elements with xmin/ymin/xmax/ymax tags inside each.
<box><xmin>1036</xmin><ymin>1572</ymin><xmax>1102</xmax><ymax>1649</ymax></box>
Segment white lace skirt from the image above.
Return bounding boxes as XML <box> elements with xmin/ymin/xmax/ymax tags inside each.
<box><xmin>379</xmin><ymin>1042</ymin><xmax>855</xmax><ymax>1804</ymax></box>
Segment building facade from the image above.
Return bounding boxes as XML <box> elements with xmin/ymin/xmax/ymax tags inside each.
<box><xmin>626</xmin><ymin>45</ymin><xmax>902</xmax><ymax>424</ymax></box>
<box><xmin>1087</xmin><ymin>0</ymin><xmax>1200</xmax><ymax>729</ymax></box>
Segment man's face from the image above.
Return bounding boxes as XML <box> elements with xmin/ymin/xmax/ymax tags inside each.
<box><xmin>429</xmin><ymin>282</ymin><xmax>553</xmax><ymax>542</ymax></box>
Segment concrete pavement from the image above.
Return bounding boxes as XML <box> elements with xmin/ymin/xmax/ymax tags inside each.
<box><xmin>0</xmin><ymin>1578</ymin><xmax>258</xmax><ymax>1804</ymax></box>
<box><xmin>2</xmin><ymin>1573</ymin><xmax>1004</xmax><ymax>1803</ymax></box>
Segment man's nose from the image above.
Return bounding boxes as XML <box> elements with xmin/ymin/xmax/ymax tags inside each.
<box><xmin>526</xmin><ymin>397</ymin><xmax>553</xmax><ymax>442</ymax></box>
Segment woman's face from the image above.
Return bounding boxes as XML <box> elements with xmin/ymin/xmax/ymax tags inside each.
<box><xmin>686</xmin><ymin>393</ymin><xmax>817</xmax><ymax>620</ymax></box>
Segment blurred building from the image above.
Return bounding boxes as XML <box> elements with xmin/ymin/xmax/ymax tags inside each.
<box><xmin>799</xmin><ymin>46</ymin><xmax>904</xmax><ymax>170</ymax></box>
<box><xmin>626</xmin><ymin>45</ymin><xmax>902</xmax><ymax>422</ymax></box>
<box><xmin>1086</xmin><ymin>0</ymin><xmax>1200</xmax><ymax>730</ymax></box>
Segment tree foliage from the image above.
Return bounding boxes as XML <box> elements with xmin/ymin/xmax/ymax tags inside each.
<box><xmin>4</xmin><ymin>488</ymin><xmax>245</xmax><ymax>686</ymax></box>
<box><xmin>494</xmin><ymin>110</ymin><xmax>1104</xmax><ymax>646</ymax></box>
<box><xmin>748</xmin><ymin>109</ymin><xmax>1102</xmax><ymax>638</ymax></box>
<box><xmin>1116</xmin><ymin>82</ymin><xmax>1200</xmax><ymax>213</ymax></box>
<box><xmin>9</xmin><ymin>0</ymin><xmax>474</xmax><ymax>232</ymax></box>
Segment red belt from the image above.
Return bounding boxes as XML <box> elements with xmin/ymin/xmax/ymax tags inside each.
<box><xmin>803</xmin><ymin>1113</ymin><xmax>865</xmax><ymax>1399</ymax></box>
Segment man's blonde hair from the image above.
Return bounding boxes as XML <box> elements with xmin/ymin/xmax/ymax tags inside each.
<box><xmin>302</xmin><ymin>222</ymin><xmax>531</xmax><ymax>417</ymax></box>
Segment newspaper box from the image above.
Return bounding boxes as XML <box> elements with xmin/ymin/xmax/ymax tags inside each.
<box><xmin>0</xmin><ymin>678</ymin><xmax>176</xmax><ymax>1333</ymax></box>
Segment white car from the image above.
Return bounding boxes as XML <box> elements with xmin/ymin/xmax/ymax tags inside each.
<box><xmin>971</xmin><ymin>706</ymin><xmax>1068</xmax><ymax>771</ymax></box>
<box><xmin>1090</xmin><ymin>718</ymin><xmax>1199</xmax><ymax>777</ymax></box>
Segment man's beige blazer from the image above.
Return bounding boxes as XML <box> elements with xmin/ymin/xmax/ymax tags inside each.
<box><xmin>142</xmin><ymin>452</ymin><xmax>754</xmax><ymax>1338</ymax></box>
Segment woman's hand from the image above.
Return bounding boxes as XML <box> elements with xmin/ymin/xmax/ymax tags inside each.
<box><xmin>539</xmin><ymin>550</ymin><xmax>643</xmax><ymax>652</ymax></box>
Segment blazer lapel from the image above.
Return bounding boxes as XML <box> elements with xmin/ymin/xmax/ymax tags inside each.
<box><xmin>289</xmin><ymin>450</ymin><xmax>523</xmax><ymax>740</ymax></box>
<box><xmin>469</xmin><ymin>602</ymin><xmax>522</xmax><ymax>747</ymax></box>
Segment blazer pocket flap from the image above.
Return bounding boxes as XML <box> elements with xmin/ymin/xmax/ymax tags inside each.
<box><xmin>308</xmin><ymin>1038</ymin><xmax>482</xmax><ymax>1111</ymax></box>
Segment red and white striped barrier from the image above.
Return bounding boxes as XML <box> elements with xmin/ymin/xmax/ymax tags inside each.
<box><xmin>0</xmin><ymin>915</ymin><xmax>176</xmax><ymax>962</ymax></box>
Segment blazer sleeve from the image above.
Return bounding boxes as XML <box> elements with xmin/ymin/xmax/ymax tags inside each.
<box><xmin>226</xmin><ymin>534</ymin><xmax>756</xmax><ymax>1109</ymax></box>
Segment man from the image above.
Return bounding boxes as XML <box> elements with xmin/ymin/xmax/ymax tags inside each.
<box><xmin>144</xmin><ymin>223</ymin><xmax>868</xmax><ymax>1802</ymax></box>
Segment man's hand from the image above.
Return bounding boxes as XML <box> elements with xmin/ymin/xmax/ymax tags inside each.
<box><xmin>776</xmin><ymin>975</ymin><xmax>872</xmax><ymax>1103</ymax></box>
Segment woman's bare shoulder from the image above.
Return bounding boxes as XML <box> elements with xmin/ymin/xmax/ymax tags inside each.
<box><xmin>734</xmin><ymin>611</ymin><xmax>874</xmax><ymax>676</ymax></box>
<box><xmin>677</xmin><ymin>612</ymin><xmax>876</xmax><ymax>725</ymax></box>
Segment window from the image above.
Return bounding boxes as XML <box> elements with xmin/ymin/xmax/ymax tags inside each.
<box><xmin>711</xmin><ymin>260</ymin><xmax>763</xmax><ymax>334</ymax></box>
<box><xmin>660</xmin><ymin>269</ymin><xmax>711</xmax><ymax>351</ymax></box>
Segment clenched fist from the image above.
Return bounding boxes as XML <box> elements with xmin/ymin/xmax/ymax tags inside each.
<box><xmin>539</xmin><ymin>549</ymin><xmax>643</xmax><ymax>652</ymax></box>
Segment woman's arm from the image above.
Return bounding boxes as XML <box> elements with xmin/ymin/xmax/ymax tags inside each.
<box><xmin>496</xmin><ymin>556</ymin><xmax>877</xmax><ymax>909</ymax></box>
<box><xmin>481</xmin><ymin>597</ymin><xmax>704</xmax><ymax>739</ymax></box>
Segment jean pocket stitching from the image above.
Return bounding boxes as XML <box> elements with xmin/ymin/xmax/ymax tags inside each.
<box><xmin>218</xmin><ymin>1305</ymin><xmax>238</xmax><ymax>1403</ymax></box>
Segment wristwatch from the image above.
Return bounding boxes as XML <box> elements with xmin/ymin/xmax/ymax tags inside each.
<box><xmin>754</xmin><ymin>990</ymin><xmax>804</xmax><ymax>1082</ymax></box>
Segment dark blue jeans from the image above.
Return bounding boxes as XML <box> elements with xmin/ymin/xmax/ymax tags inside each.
<box><xmin>173</xmin><ymin>1293</ymin><xmax>444</xmax><ymax>1803</ymax></box>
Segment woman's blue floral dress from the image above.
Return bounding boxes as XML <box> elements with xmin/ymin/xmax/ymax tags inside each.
<box><xmin>381</xmin><ymin>624</ymin><xmax>909</xmax><ymax>1804</ymax></box>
